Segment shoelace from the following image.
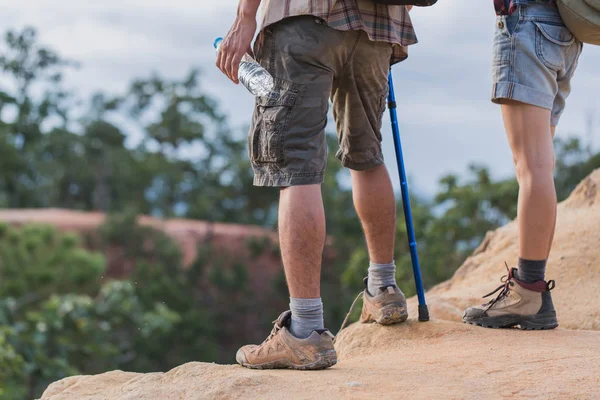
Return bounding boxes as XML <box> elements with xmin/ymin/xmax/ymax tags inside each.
<box><xmin>261</xmin><ymin>318</ymin><xmax>283</xmax><ymax>345</ymax></box>
<box><xmin>334</xmin><ymin>291</ymin><xmax>364</xmax><ymax>343</ymax></box>
<box><xmin>262</xmin><ymin>314</ymin><xmax>336</xmax><ymax>344</ymax></box>
<box><xmin>334</xmin><ymin>286</ymin><xmax>398</xmax><ymax>343</ymax></box>
<box><xmin>481</xmin><ymin>262</ymin><xmax>514</xmax><ymax>310</ymax></box>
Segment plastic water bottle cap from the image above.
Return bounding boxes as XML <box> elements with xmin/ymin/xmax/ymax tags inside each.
<box><xmin>213</xmin><ymin>37</ymin><xmax>223</xmax><ymax>49</ymax></box>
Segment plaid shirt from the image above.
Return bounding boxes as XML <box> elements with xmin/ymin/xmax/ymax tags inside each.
<box><xmin>494</xmin><ymin>0</ymin><xmax>556</xmax><ymax>15</ymax></box>
<box><xmin>260</xmin><ymin>0</ymin><xmax>417</xmax><ymax>64</ymax></box>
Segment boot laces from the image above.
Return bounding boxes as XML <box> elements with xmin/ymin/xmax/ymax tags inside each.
<box><xmin>334</xmin><ymin>291</ymin><xmax>364</xmax><ymax>344</ymax></box>
<box><xmin>482</xmin><ymin>262</ymin><xmax>515</xmax><ymax>309</ymax></box>
<box><xmin>261</xmin><ymin>318</ymin><xmax>283</xmax><ymax>345</ymax></box>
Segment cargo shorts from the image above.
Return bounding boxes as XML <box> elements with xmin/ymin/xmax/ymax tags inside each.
<box><xmin>491</xmin><ymin>3</ymin><xmax>583</xmax><ymax>126</ymax></box>
<box><xmin>249</xmin><ymin>16</ymin><xmax>393</xmax><ymax>187</ymax></box>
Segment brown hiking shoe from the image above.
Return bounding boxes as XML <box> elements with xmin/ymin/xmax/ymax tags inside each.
<box><xmin>360</xmin><ymin>277</ymin><xmax>408</xmax><ymax>325</ymax></box>
<box><xmin>236</xmin><ymin>311</ymin><xmax>337</xmax><ymax>370</ymax></box>
<box><xmin>463</xmin><ymin>265</ymin><xmax>558</xmax><ymax>330</ymax></box>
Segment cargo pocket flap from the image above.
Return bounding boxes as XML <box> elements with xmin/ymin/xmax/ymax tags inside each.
<box><xmin>534</xmin><ymin>21</ymin><xmax>575</xmax><ymax>46</ymax></box>
<box><xmin>256</xmin><ymin>78</ymin><xmax>301</xmax><ymax>107</ymax></box>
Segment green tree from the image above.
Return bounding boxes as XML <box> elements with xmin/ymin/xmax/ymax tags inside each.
<box><xmin>0</xmin><ymin>327</ymin><xmax>25</xmax><ymax>400</ymax></box>
<box><xmin>0</xmin><ymin>223</ymin><xmax>104</xmax><ymax>299</ymax></box>
<box><xmin>0</xmin><ymin>27</ymin><xmax>76</xmax><ymax>208</ymax></box>
<box><xmin>0</xmin><ymin>222</ymin><xmax>178</xmax><ymax>399</ymax></box>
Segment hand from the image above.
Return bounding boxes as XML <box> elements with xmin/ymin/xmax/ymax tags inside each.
<box><xmin>216</xmin><ymin>15</ymin><xmax>257</xmax><ymax>84</ymax></box>
<box><xmin>407</xmin><ymin>5</ymin><xmax>413</xmax><ymax>11</ymax></box>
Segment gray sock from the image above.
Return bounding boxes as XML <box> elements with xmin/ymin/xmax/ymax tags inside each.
<box><xmin>289</xmin><ymin>297</ymin><xmax>324</xmax><ymax>339</ymax></box>
<box><xmin>517</xmin><ymin>258</ymin><xmax>547</xmax><ymax>283</ymax></box>
<box><xmin>367</xmin><ymin>261</ymin><xmax>396</xmax><ymax>295</ymax></box>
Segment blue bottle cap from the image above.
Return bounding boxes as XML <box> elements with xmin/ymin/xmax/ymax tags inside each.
<box><xmin>213</xmin><ymin>37</ymin><xmax>223</xmax><ymax>49</ymax></box>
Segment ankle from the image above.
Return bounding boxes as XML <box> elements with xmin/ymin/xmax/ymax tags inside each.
<box><xmin>289</xmin><ymin>297</ymin><xmax>324</xmax><ymax>339</ymax></box>
<box><xmin>517</xmin><ymin>258</ymin><xmax>547</xmax><ymax>283</ymax></box>
<box><xmin>367</xmin><ymin>261</ymin><xmax>396</xmax><ymax>295</ymax></box>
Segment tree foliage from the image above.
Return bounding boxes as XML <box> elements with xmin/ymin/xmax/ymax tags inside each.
<box><xmin>0</xmin><ymin>222</ymin><xmax>179</xmax><ymax>399</ymax></box>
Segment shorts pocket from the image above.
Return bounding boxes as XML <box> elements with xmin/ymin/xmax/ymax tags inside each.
<box><xmin>253</xmin><ymin>119</ymin><xmax>281</xmax><ymax>163</ymax></box>
<box><xmin>534</xmin><ymin>21</ymin><xmax>575</xmax><ymax>71</ymax></box>
<box><xmin>492</xmin><ymin>16</ymin><xmax>514</xmax><ymax>66</ymax></box>
<box><xmin>249</xmin><ymin>78</ymin><xmax>301</xmax><ymax>164</ymax></box>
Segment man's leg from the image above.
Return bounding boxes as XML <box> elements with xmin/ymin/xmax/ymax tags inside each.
<box><xmin>502</xmin><ymin>101</ymin><xmax>555</xmax><ymax>281</ymax></box>
<box><xmin>351</xmin><ymin>164</ymin><xmax>408</xmax><ymax>325</ymax></box>
<box><xmin>328</xmin><ymin>31</ymin><xmax>406</xmax><ymax>325</ymax></box>
<box><xmin>351</xmin><ymin>165</ymin><xmax>396</xmax><ymax>264</ymax></box>
<box><xmin>350</xmin><ymin>165</ymin><xmax>397</xmax><ymax>294</ymax></box>
<box><xmin>278</xmin><ymin>184</ymin><xmax>326</xmax><ymax>338</ymax></box>
<box><xmin>236</xmin><ymin>17</ymin><xmax>344</xmax><ymax>370</ymax></box>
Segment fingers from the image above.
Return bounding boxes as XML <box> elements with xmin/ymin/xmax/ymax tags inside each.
<box><xmin>223</xmin><ymin>48</ymin><xmax>235</xmax><ymax>83</ymax></box>
<box><xmin>217</xmin><ymin>40</ymin><xmax>234</xmax><ymax>83</ymax></box>
<box><xmin>232</xmin><ymin>46</ymin><xmax>254</xmax><ymax>82</ymax></box>
<box><xmin>215</xmin><ymin>18</ymin><xmax>257</xmax><ymax>84</ymax></box>
<box><xmin>216</xmin><ymin>47</ymin><xmax>225</xmax><ymax>76</ymax></box>
<box><xmin>217</xmin><ymin>38</ymin><xmax>244</xmax><ymax>84</ymax></box>
<box><xmin>228</xmin><ymin>51</ymin><xmax>244</xmax><ymax>84</ymax></box>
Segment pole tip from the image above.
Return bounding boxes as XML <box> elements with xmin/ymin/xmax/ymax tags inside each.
<box><xmin>418</xmin><ymin>304</ymin><xmax>430</xmax><ymax>322</ymax></box>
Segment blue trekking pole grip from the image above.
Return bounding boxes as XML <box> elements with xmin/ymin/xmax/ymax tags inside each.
<box><xmin>387</xmin><ymin>70</ymin><xmax>430</xmax><ymax>322</ymax></box>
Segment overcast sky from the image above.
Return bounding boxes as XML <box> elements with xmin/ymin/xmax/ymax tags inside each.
<box><xmin>3</xmin><ymin>0</ymin><xmax>599</xmax><ymax>196</ymax></box>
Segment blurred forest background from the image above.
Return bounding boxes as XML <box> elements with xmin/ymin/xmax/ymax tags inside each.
<box><xmin>1</xmin><ymin>28</ymin><xmax>599</xmax><ymax>399</ymax></box>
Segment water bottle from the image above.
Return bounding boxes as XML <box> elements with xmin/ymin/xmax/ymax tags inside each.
<box><xmin>214</xmin><ymin>37</ymin><xmax>274</xmax><ymax>97</ymax></box>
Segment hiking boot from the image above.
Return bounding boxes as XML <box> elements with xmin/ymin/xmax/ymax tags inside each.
<box><xmin>360</xmin><ymin>277</ymin><xmax>408</xmax><ymax>325</ymax></box>
<box><xmin>463</xmin><ymin>265</ymin><xmax>558</xmax><ymax>330</ymax></box>
<box><xmin>236</xmin><ymin>311</ymin><xmax>337</xmax><ymax>370</ymax></box>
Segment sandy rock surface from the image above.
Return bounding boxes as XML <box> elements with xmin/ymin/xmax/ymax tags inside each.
<box><xmin>41</xmin><ymin>170</ymin><xmax>600</xmax><ymax>399</ymax></box>
<box><xmin>42</xmin><ymin>321</ymin><xmax>600</xmax><ymax>400</ymax></box>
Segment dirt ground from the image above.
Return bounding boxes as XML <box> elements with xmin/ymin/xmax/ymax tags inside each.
<box><xmin>41</xmin><ymin>170</ymin><xmax>600</xmax><ymax>399</ymax></box>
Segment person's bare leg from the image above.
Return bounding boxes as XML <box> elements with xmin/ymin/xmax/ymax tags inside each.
<box><xmin>502</xmin><ymin>101</ymin><xmax>555</xmax><ymax>281</ymax></box>
<box><xmin>279</xmin><ymin>184</ymin><xmax>325</xmax><ymax>297</ymax></box>
<box><xmin>279</xmin><ymin>184</ymin><xmax>326</xmax><ymax>338</ymax></box>
<box><xmin>462</xmin><ymin>105</ymin><xmax>558</xmax><ymax>329</ymax></box>
<box><xmin>352</xmin><ymin>164</ymin><xmax>408</xmax><ymax>325</ymax></box>
<box><xmin>351</xmin><ymin>165</ymin><xmax>397</xmax><ymax>295</ymax></box>
<box><xmin>351</xmin><ymin>165</ymin><xmax>396</xmax><ymax>263</ymax></box>
<box><xmin>547</xmin><ymin>126</ymin><xmax>557</xmax><ymax>259</ymax></box>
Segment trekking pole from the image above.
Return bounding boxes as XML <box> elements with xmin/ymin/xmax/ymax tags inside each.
<box><xmin>387</xmin><ymin>70</ymin><xmax>430</xmax><ymax>322</ymax></box>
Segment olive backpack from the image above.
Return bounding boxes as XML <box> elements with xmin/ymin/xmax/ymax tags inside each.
<box><xmin>558</xmin><ymin>0</ymin><xmax>600</xmax><ymax>45</ymax></box>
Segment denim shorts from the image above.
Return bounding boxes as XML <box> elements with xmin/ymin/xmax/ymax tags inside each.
<box><xmin>491</xmin><ymin>3</ymin><xmax>583</xmax><ymax>126</ymax></box>
<box><xmin>249</xmin><ymin>17</ymin><xmax>392</xmax><ymax>187</ymax></box>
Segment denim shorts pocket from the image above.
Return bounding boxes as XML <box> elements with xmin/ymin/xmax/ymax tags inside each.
<box><xmin>249</xmin><ymin>78</ymin><xmax>301</xmax><ymax>164</ymax></box>
<box><xmin>534</xmin><ymin>21</ymin><xmax>575</xmax><ymax>71</ymax></box>
<box><xmin>493</xmin><ymin>16</ymin><xmax>514</xmax><ymax>66</ymax></box>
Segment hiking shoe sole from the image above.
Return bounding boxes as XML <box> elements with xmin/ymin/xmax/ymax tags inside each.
<box><xmin>374</xmin><ymin>304</ymin><xmax>409</xmax><ymax>325</ymax></box>
<box><xmin>237</xmin><ymin>349</ymin><xmax>337</xmax><ymax>370</ymax></box>
<box><xmin>463</xmin><ymin>313</ymin><xmax>558</xmax><ymax>330</ymax></box>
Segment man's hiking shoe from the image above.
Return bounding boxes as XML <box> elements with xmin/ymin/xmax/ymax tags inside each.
<box><xmin>463</xmin><ymin>265</ymin><xmax>558</xmax><ymax>330</ymax></box>
<box><xmin>236</xmin><ymin>311</ymin><xmax>337</xmax><ymax>370</ymax></box>
<box><xmin>360</xmin><ymin>277</ymin><xmax>408</xmax><ymax>325</ymax></box>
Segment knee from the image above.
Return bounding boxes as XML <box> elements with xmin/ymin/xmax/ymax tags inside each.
<box><xmin>512</xmin><ymin>151</ymin><xmax>555</xmax><ymax>185</ymax></box>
